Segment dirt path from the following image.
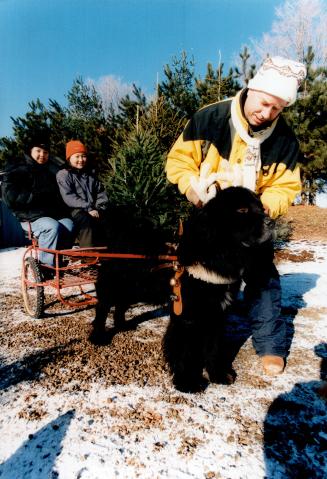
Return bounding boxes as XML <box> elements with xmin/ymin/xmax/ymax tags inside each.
<box><xmin>284</xmin><ymin>205</ymin><xmax>327</xmax><ymax>241</ymax></box>
<box><xmin>0</xmin><ymin>208</ymin><xmax>326</xmax><ymax>478</ymax></box>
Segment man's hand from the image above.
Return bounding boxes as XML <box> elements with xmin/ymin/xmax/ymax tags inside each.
<box><xmin>186</xmin><ymin>186</ymin><xmax>202</xmax><ymax>208</ymax></box>
<box><xmin>189</xmin><ymin>164</ymin><xmax>219</xmax><ymax>206</ymax></box>
<box><xmin>88</xmin><ymin>209</ymin><xmax>100</xmax><ymax>218</ymax></box>
<box><xmin>262</xmin><ymin>204</ymin><xmax>271</xmax><ymax>216</ymax></box>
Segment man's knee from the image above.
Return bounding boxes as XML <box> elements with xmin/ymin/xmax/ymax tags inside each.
<box><xmin>244</xmin><ymin>276</ymin><xmax>281</xmax><ymax>312</ymax></box>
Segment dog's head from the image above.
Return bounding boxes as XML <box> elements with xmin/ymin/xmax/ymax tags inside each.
<box><xmin>208</xmin><ymin>186</ymin><xmax>275</xmax><ymax>247</ymax></box>
<box><xmin>178</xmin><ymin>186</ymin><xmax>275</xmax><ymax>266</ymax></box>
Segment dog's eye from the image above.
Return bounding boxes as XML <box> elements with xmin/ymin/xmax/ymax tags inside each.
<box><xmin>236</xmin><ymin>207</ymin><xmax>249</xmax><ymax>214</ymax></box>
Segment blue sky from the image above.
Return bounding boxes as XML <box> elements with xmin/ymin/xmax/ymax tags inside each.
<box><xmin>0</xmin><ymin>0</ymin><xmax>279</xmax><ymax>138</ymax></box>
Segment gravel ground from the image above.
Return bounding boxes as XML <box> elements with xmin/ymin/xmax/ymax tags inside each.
<box><xmin>0</xmin><ymin>234</ymin><xmax>326</xmax><ymax>478</ymax></box>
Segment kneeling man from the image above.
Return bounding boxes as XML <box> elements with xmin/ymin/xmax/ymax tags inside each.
<box><xmin>166</xmin><ymin>56</ymin><xmax>306</xmax><ymax>376</ymax></box>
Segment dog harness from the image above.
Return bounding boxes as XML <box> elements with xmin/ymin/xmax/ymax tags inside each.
<box><xmin>170</xmin><ymin>263</ymin><xmax>184</xmax><ymax>315</ymax></box>
<box><xmin>170</xmin><ymin>262</ymin><xmax>240</xmax><ymax>316</ymax></box>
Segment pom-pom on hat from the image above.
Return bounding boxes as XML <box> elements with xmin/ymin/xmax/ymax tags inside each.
<box><xmin>248</xmin><ymin>56</ymin><xmax>306</xmax><ymax>106</ymax></box>
<box><xmin>66</xmin><ymin>140</ymin><xmax>87</xmax><ymax>160</ymax></box>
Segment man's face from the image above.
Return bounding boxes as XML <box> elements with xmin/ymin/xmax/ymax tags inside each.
<box><xmin>244</xmin><ymin>90</ymin><xmax>288</xmax><ymax>126</ymax></box>
<box><xmin>30</xmin><ymin>146</ymin><xmax>49</xmax><ymax>164</ymax></box>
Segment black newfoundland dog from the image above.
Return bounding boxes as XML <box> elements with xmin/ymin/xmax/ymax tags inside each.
<box><xmin>163</xmin><ymin>186</ymin><xmax>275</xmax><ymax>393</ymax></box>
<box><xmin>89</xmin><ymin>208</ymin><xmax>172</xmax><ymax>345</ymax></box>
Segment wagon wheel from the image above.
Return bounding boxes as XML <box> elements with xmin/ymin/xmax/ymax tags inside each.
<box><xmin>21</xmin><ymin>257</ymin><xmax>45</xmax><ymax>318</ymax></box>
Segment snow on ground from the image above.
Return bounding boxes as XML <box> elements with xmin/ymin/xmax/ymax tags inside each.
<box><xmin>0</xmin><ymin>247</ymin><xmax>24</xmax><ymax>293</ymax></box>
<box><xmin>0</xmin><ymin>242</ymin><xmax>326</xmax><ymax>479</ymax></box>
<box><xmin>316</xmin><ymin>191</ymin><xmax>327</xmax><ymax>208</ymax></box>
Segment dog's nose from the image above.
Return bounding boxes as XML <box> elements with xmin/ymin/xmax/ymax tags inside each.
<box><xmin>264</xmin><ymin>216</ymin><xmax>274</xmax><ymax>228</ymax></box>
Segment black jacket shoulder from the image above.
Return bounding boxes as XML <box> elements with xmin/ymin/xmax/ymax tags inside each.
<box><xmin>183</xmin><ymin>100</ymin><xmax>301</xmax><ymax>171</ymax></box>
<box><xmin>183</xmin><ymin>100</ymin><xmax>234</xmax><ymax>160</ymax></box>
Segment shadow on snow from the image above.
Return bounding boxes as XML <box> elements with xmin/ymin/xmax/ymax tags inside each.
<box><xmin>0</xmin><ymin>410</ymin><xmax>75</xmax><ymax>479</ymax></box>
<box><xmin>264</xmin><ymin>342</ymin><xmax>327</xmax><ymax>478</ymax></box>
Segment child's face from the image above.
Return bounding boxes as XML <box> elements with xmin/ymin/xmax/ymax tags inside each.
<box><xmin>31</xmin><ymin>147</ymin><xmax>49</xmax><ymax>165</ymax></box>
<box><xmin>69</xmin><ymin>152</ymin><xmax>87</xmax><ymax>169</ymax></box>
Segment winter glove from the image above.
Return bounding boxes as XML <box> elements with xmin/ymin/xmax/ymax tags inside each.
<box><xmin>189</xmin><ymin>163</ymin><xmax>219</xmax><ymax>205</ymax></box>
<box><xmin>215</xmin><ymin>159</ymin><xmax>243</xmax><ymax>189</ymax></box>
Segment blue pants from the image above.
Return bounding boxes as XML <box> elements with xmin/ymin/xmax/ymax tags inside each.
<box><xmin>21</xmin><ymin>217</ymin><xmax>74</xmax><ymax>266</ymax></box>
<box><xmin>243</xmin><ymin>242</ymin><xmax>286</xmax><ymax>358</ymax></box>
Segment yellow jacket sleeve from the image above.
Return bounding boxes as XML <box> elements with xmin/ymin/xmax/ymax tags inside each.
<box><xmin>259</xmin><ymin>163</ymin><xmax>301</xmax><ymax>218</ymax></box>
<box><xmin>165</xmin><ymin>132</ymin><xmax>204</xmax><ymax>195</ymax></box>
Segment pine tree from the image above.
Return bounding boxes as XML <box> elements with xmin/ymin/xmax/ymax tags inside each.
<box><xmin>102</xmin><ymin>127</ymin><xmax>190</xmax><ymax>243</ymax></box>
<box><xmin>140</xmin><ymin>96</ymin><xmax>186</xmax><ymax>153</ymax></box>
<box><xmin>159</xmin><ymin>51</ymin><xmax>199</xmax><ymax>121</ymax></box>
<box><xmin>195</xmin><ymin>63</ymin><xmax>241</xmax><ymax>108</ymax></box>
<box><xmin>284</xmin><ymin>48</ymin><xmax>327</xmax><ymax>204</ymax></box>
<box><xmin>234</xmin><ymin>46</ymin><xmax>257</xmax><ymax>86</ymax></box>
<box><xmin>0</xmin><ymin>99</ymin><xmax>51</xmax><ymax>168</ymax></box>
<box><xmin>117</xmin><ymin>84</ymin><xmax>147</xmax><ymax>126</ymax></box>
<box><xmin>0</xmin><ymin>78</ymin><xmax>115</xmax><ymax>169</ymax></box>
<box><xmin>65</xmin><ymin>77</ymin><xmax>113</xmax><ymax>169</ymax></box>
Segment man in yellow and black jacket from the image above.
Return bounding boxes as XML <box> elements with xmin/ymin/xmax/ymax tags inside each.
<box><xmin>166</xmin><ymin>56</ymin><xmax>306</xmax><ymax>376</ymax></box>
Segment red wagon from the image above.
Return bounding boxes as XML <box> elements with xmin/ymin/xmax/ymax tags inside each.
<box><xmin>21</xmin><ymin>235</ymin><xmax>178</xmax><ymax>318</ymax></box>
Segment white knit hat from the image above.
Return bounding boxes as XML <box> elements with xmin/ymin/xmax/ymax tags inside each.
<box><xmin>248</xmin><ymin>56</ymin><xmax>306</xmax><ymax>106</ymax></box>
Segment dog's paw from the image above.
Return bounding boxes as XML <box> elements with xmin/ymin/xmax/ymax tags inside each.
<box><xmin>89</xmin><ymin>327</ymin><xmax>113</xmax><ymax>346</ymax></box>
<box><xmin>208</xmin><ymin>368</ymin><xmax>236</xmax><ymax>385</ymax></box>
<box><xmin>173</xmin><ymin>376</ymin><xmax>209</xmax><ymax>394</ymax></box>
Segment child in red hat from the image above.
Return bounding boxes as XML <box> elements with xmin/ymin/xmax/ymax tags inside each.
<box><xmin>56</xmin><ymin>140</ymin><xmax>109</xmax><ymax>247</ymax></box>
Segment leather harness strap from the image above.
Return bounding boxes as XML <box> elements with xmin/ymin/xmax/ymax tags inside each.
<box><xmin>170</xmin><ymin>263</ymin><xmax>184</xmax><ymax>316</ymax></box>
